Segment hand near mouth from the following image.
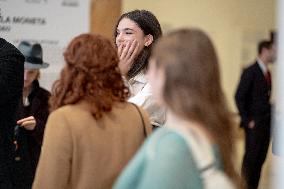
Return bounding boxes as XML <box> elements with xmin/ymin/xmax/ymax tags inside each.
<box><xmin>118</xmin><ymin>40</ymin><xmax>140</xmax><ymax>76</ymax></box>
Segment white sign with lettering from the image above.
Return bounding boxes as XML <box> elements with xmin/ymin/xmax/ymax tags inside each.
<box><xmin>0</xmin><ymin>0</ymin><xmax>90</xmax><ymax>90</ymax></box>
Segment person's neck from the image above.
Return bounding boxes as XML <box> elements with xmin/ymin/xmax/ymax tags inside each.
<box><xmin>166</xmin><ymin>110</ymin><xmax>215</xmax><ymax>143</ymax></box>
<box><xmin>258</xmin><ymin>56</ymin><xmax>269</xmax><ymax>67</ymax></box>
<box><xmin>167</xmin><ymin>110</ymin><xmax>189</xmax><ymax>127</ymax></box>
<box><xmin>166</xmin><ymin>110</ymin><xmax>201</xmax><ymax>129</ymax></box>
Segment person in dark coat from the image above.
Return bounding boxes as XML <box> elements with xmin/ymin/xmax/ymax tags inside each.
<box><xmin>0</xmin><ymin>38</ymin><xmax>24</xmax><ymax>189</ymax></box>
<box><xmin>13</xmin><ymin>41</ymin><xmax>50</xmax><ymax>189</ymax></box>
<box><xmin>235</xmin><ymin>40</ymin><xmax>276</xmax><ymax>189</ymax></box>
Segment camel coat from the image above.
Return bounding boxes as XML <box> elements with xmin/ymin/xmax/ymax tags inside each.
<box><xmin>33</xmin><ymin>101</ymin><xmax>151</xmax><ymax>189</ymax></box>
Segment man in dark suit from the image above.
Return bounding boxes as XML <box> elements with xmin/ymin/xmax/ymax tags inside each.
<box><xmin>0</xmin><ymin>38</ymin><xmax>24</xmax><ymax>188</ymax></box>
<box><xmin>235</xmin><ymin>40</ymin><xmax>276</xmax><ymax>189</ymax></box>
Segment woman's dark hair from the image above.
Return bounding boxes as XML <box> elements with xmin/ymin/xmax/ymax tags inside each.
<box><xmin>49</xmin><ymin>34</ymin><xmax>129</xmax><ymax>119</ymax></box>
<box><xmin>152</xmin><ymin>28</ymin><xmax>243</xmax><ymax>188</ymax></box>
<box><xmin>114</xmin><ymin>9</ymin><xmax>162</xmax><ymax>78</ymax></box>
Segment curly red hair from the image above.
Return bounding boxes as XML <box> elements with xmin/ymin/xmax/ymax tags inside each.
<box><xmin>49</xmin><ymin>33</ymin><xmax>129</xmax><ymax>119</ymax></box>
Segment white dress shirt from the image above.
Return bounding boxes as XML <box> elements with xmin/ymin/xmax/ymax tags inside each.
<box><xmin>257</xmin><ymin>58</ymin><xmax>268</xmax><ymax>75</ymax></box>
<box><xmin>127</xmin><ymin>72</ymin><xmax>166</xmax><ymax>127</ymax></box>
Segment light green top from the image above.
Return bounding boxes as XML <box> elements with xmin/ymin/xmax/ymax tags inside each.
<box><xmin>114</xmin><ymin>127</ymin><xmax>222</xmax><ymax>189</ymax></box>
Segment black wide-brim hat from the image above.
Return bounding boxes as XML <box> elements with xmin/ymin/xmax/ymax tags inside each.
<box><xmin>18</xmin><ymin>41</ymin><xmax>49</xmax><ymax>69</ymax></box>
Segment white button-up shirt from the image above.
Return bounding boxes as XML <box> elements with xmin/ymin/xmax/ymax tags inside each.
<box><xmin>127</xmin><ymin>72</ymin><xmax>166</xmax><ymax>127</ymax></box>
<box><xmin>257</xmin><ymin>58</ymin><xmax>268</xmax><ymax>75</ymax></box>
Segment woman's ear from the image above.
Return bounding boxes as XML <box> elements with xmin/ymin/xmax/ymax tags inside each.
<box><xmin>144</xmin><ymin>34</ymin><xmax>154</xmax><ymax>47</ymax></box>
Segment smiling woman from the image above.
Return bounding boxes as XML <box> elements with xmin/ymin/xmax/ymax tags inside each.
<box><xmin>114</xmin><ymin>10</ymin><xmax>166</xmax><ymax>128</ymax></box>
<box><xmin>115</xmin><ymin>18</ymin><xmax>149</xmax><ymax>75</ymax></box>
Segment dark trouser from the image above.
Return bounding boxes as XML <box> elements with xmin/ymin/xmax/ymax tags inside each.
<box><xmin>242</xmin><ymin>117</ymin><xmax>271</xmax><ymax>189</ymax></box>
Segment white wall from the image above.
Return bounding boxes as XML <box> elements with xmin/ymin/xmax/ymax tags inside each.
<box><xmin>273</xmin><ymin>0</ymin><xmax>284</xmax><ymax>188</ymax></box>
<box><xmin>122</xmin><ymin>0</ymin><xmax>276</xmax><ymax>111</ymax></box>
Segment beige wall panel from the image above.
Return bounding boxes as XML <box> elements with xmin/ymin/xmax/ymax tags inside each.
<box><xmin>91</xmin><ymin>0</ymin><xmax>121</xmax><ymax>40</ymax></box>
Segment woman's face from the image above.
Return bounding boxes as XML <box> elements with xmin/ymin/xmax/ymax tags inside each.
<box><xmin>148</xmin><ymin>58</ymin><xmax>165</xmax><ymax>106</ymax></box>
<box><xmin>115</xmin><ymin>18</ymin><xmax>149</xmax><ymax>54</ymax></box>
<box><xmin>24</xmin><ymin>69</ymin><xmax>39</xmax><ymax>88</ymax></box>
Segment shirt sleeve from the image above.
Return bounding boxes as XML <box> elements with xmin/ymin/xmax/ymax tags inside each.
<box><xmin>129</xmin><ymin>83</ymin><xmax>166</xmax><ymax>127</ymax></box>
<box><xmin>32</xmin><ymin>110</ymin><xmax>72</xmax><ymax>189</ymax></box>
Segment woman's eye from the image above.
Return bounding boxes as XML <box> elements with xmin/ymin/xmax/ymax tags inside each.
<box><xmin>125</xmin><ymin>32</ymin><xmax>133</xmax><ymax>35</ymax></box>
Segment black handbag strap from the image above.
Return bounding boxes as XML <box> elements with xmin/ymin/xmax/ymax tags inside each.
<box><xmin>131</xmin><ymin>103</ymin><xmax>147</xmax><ymax>137</ymax></box>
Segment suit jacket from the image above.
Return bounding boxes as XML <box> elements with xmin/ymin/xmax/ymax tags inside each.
<box><xmin>235</xmin><ymin>61</ymin><xmax>271</xmax><ymax>128</ymax></box>
<box><xmin>0</xmin><ymin>38</ymin><xmax>24</xmax><ymax>188</ymax></box>
<box><xmin>33</xmin><ymin>101</ymin><xmax>152</xmax><ymax>189</ymax></box>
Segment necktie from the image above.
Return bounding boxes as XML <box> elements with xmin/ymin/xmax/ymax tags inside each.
<box><xmin>265</xmin><ymin>70</ymin><xmax>271</xmax><ymax>86</ymax></box>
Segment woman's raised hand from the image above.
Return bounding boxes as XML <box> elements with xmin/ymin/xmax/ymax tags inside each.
<box><xmin>118</xmin><ymin>40</ymin><xmax>140</xmax><ymax>76</ymax></box>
